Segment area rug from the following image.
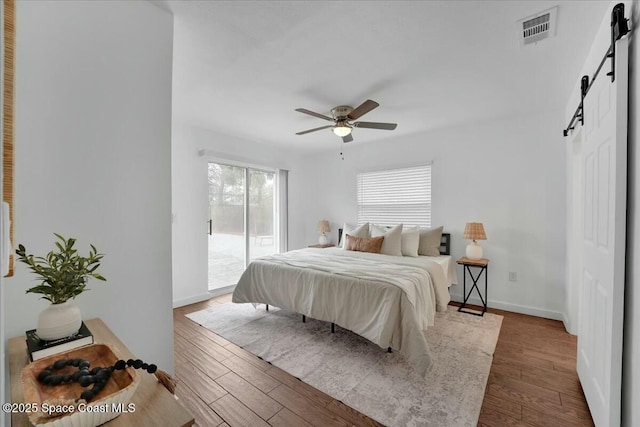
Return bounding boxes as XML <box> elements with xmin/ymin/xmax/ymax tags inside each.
<box><xmin>186</xmin><ymin>303</ymin><xmax>503</xmax><ymax>427</ymax></box>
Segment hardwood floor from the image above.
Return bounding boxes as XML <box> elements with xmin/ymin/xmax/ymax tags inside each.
<box><xmin>173</xmin><ymin>295</ymin><xmax>593</xmax><ymax>427</ymax></box>
<box><xmin>478</xmin><ymin>307</ymin><xmax>594</xmax><ymax>427</ymax></box>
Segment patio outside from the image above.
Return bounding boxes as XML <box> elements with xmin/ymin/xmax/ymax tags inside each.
<box><xmin>208</xmin><ymin>162</ymin><xmax>277</xmax><ymax>290</ymax></box>
<box><xmin>208</xmin><ymin>232</ymin><xmax>276</xmax><ymax>290</ymax></box>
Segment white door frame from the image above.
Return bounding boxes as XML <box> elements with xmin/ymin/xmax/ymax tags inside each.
<box><xmin>565</xmin><ymin>129</ymin><xmax>584</xmax><ymax>336</ymax></box>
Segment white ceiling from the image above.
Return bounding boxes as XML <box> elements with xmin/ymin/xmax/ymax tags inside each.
<box><xmin>159</xmin><ymin>0</ymin><xmax>610</xmax><ymax>152</ymax></box>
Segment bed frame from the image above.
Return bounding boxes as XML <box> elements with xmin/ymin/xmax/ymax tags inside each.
<box><xmin>338</xmin><ymin>228</ymin><xmax>451</xmax><ymax>255</ymax></box>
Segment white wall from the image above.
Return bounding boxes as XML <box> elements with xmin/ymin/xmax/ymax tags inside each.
<box><xmin>301</xmin><ymin>110</ymin><xmax>567</xmax><ymax>319</ymax></box>
<box><xmin>171</xmin><ymin>124</ymin><xmax>209</xmax><ymax>307</ymax></box>
<box><xmin>3</xmin><ymin>0</ymin><xmax>175</xmax><ymax>375</ymax></box>
<box><xmin>623</xmin><ymin>1</ymin><xmax>639</xmax><ymax>425</ymax></box>
<box><xmin>171</xmin><ymin>123</ymin><xmax>309</xmax><ymax>307</ymax></box>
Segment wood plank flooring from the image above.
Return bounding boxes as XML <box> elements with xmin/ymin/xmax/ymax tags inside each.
<box><xmin>173</xmin><ymin>295</ymin><xmax>593</xmax><ymax>427</ymax></box>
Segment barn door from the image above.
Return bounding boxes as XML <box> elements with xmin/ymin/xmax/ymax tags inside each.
<box><xmin>577</xmin><ymin>35</ymin><xmax>628</xmax><ymax>427</ymax></box>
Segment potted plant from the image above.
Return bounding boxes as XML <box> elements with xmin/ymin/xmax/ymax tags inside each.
<box><xmin>15</xmin><ymin>233</ymin><xmax>106</xmax><ymax>341</ymax></box>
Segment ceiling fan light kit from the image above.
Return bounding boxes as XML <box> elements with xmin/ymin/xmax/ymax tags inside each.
<box><xmin>332</xmin><ymin>121</ymin><xmax>352</xmax><ymax>137</ymax></box>
<box><xmin>295</xmin><ymin>99</ymin><xmax>397</xmax><ymax>143</ymax></box>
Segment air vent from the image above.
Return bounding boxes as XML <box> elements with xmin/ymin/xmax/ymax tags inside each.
<box><xmin>518</xmin><ymin>7</ymin><xmax>558</xmax><ymax>46</ymax></box>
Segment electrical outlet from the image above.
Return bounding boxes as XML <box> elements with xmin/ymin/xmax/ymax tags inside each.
<box><xmin>509</xmin><ymin>272</ymin><xmax>517</xmax><ymax>282</ymax></box>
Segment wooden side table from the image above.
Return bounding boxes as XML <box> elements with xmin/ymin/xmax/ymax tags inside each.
<box><xmin>9</xmin><ymin>318</ymin><xmax>194</xmax><ymax>427</ymax></box>
<box><xmin>308</xmin><ymin>244</ymin><xmax>335</xmax><ymax>248</ymax></box>
<box><xmin>456</xmin><ymin>257</ymin><xmax>489</xmax><ymax>316</ymax></box>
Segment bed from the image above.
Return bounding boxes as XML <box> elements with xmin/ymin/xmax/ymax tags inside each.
<box><xmin>232</xmin><ymin>229</ymin><xmax>452</xmax><ymax>375</ymax></box>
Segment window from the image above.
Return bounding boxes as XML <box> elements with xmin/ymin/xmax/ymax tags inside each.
<box><xmin>357</xmin><ymin>164</ymin><xmax>431</xmax><ymax>227</ymax></box>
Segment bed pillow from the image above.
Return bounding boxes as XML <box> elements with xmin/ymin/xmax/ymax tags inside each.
<box><xmin>418</xmin><ymin>226</ymin><xmax>444</xmax><ymax>256</ymax></box>
<box><xmin>370</xmin><ymin>224</ymin><xmax>403</xmax><ymax>256</ymax></box>
<box><xmin>401</xmin><ymin>226</ymin><xmax>420</xmax><ymax>257</ymax></box>
<box><xmin>341</xmin><ymin>222</ymin><xmax>370</xmax><ymax>248</ymax></box>
<box><xmin>345</xmin><ymin>234</ymin><xmax>384</xmax><ymax>254</ymax></box>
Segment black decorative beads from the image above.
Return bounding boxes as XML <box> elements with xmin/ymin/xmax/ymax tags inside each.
<box><xmin>80</xmin><ymin>390</ymin><xmax>94</xmax><ymax>402</ymax></box>
<box><xmin>38</xmin><ymin>370</ymin><xmax>51</xmax><ymax>382</ymax></box>
<box><xmin>78</xmin><ymin>375</ymin><xmax>93</xmax><ymax>387</ymax></box>
<box><xmin>95</xmin><ymin>368</ymin><xmax>109</xmax><ymax>381</ymax></box>
<box><xmin>37</xmin><ymin>356</ymin><xmax>161</xmax><ymax>403</ymax></box>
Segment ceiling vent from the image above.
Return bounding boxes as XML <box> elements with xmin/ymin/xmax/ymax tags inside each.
<box><xmin>518</xmin><ymin>7</ymin><xmax>558</xmax><ymax>46</ymax></box>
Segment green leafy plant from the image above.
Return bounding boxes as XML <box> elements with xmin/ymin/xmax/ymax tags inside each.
<box><xmin>15</xmin><ymin>233</ymin><xmax>106</xmax><ymax>304</ymax></box>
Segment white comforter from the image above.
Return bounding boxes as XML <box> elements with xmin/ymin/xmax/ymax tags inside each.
<box><xmin>232</xmin><ymin>247</ymin><xmax>451</xmax><ymax>375</ymax></box>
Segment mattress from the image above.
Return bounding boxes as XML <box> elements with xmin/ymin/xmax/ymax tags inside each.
<box><xmin>428</xmin><ymin>255</ymin><xmax>459</xmax><ymax>286</ymax></box>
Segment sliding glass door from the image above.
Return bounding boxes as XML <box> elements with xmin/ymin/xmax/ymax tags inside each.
<box><xmin>208</xmin><ymin>162</ymin><xmax>277</xmax><ymax>291</ymax></box>
<box><xmin>248</xmin><ymin>169</ymin><xmax>276</xmax><ymax>262</ymax></box>
<box><xmin>208</xmin><ymin>163</ymin><xmax>245</xmax><ymax>290</ymax></box>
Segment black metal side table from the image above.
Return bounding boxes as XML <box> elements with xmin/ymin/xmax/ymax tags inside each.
<box><xmin>456</xmin><ymin>257</ymin><xmax>489</xmax><ymax>316</ymax></box>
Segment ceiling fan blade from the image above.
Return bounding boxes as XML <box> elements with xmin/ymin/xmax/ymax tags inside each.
<box><xmin>353</xmin><ymin>121</ymin><xmax>397</xmax><ymax>130</ymax></box>
<box><xmin>342</xmin><ymin>134</ymin><xmax>353</xmax><ymax>143</ymax></box>
<box><xmin>295</xmin><ymin>108</ymin><xmax>334</xmax><ymax>121</ymax></box>
<box><xmin>295</xmin><ymin>125</ymin><xmax>333</xmax><ymax>135</ymax></box>
<box><xmin>348</xmin><ymin>99</ymin><xmax>379</xmax><ymax>120</ymax></box>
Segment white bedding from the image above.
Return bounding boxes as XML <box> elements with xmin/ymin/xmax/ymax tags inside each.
<box><xmin>429</xmin><ymin>255</ymin><xmax>459</xmax><ymax>286</ymax></box>
<box><xmin>232</xmin><ymin>247</ymin><xmax>451</xmax><ymax>375</ymax></box>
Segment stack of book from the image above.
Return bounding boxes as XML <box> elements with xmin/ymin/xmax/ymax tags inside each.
<box><xmin>25</xmin><ymin>321</ymin><xmax>94</xmax><ymax>361</ymax></box>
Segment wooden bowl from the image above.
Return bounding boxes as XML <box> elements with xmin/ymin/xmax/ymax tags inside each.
<box><xmin>20</xmin><ymin>343</ymin><xmax>139</xmax><ymax>427</ymax></box>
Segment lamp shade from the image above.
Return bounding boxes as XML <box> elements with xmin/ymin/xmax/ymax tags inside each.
<box><xmin>463</xmin><ymin>222</ymin><xmax>486</xmax><ymax>241</ymax></box>
<box><xmin>317</xmin><ymin>220</ymin><xmax>331</xmax><ymax>234</ymax></box>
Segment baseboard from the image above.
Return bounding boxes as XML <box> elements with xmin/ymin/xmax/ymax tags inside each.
<box><xmin>208</xmin><ymin>285</ymin><xmax>236</xmax><ymax>298</ymax></box>
<box><xmin>449</xmin><ymin>294</ymin><xmax>564</xmax><ymax>321</ymax></box>
<box><xmin>173</xmin><ymin>292</ymin><xmax>211</xmax><ymax>308</ymax></box>
<box><xmin>563</xmin><ymin>312</ymin><xmax>578</xmax><ymax>335</ymax></box>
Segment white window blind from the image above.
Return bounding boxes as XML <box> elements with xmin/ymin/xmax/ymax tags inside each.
<box><xmin>357</xmin><ymin>164</ymin><xmax>431</xmax><ymax>227</ymax></box>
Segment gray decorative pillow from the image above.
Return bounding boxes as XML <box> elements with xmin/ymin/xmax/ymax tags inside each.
<box><xmin>418</xmin><ymin>226</ymin><xmax>443</xmax><ymax>256</ymax></box>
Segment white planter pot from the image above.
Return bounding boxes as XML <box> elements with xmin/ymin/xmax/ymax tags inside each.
<box><xmin>36</xmin><ymin>301</ymin><xmax>82</xmax><ymax>341</ymax></box>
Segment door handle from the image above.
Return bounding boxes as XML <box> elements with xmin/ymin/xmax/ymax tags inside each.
<box><xmin>208</xmin><ymin>219</ymin><xmax>212</xmax><ymax>236</ymax></box>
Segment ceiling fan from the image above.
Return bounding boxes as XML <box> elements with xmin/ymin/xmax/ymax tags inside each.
<box><xmin>295</xmin><ymin>99</ymin><xmax>397</xmax><ymax>143</ymax></box>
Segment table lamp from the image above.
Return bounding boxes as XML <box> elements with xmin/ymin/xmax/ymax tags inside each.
<box><xmin>317</xmin><ymin>220</ymin><xmax>331</xmax><ymax>245</ymax></box>
<box><xmin>463</xmin><ymin>222</ymin><xmax>486</xmax><ymax>260</ymax></box>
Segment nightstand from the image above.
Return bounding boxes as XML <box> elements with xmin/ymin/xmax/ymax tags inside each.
<box><xmin>456</xmin><ymin>257</ymin><xmax>489</xmax><ymax>316</ymax></box>
<box><xmin>308</xmin><ymin>244</ymin><xmax>335</xmax><ymax>248</ymax></box>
